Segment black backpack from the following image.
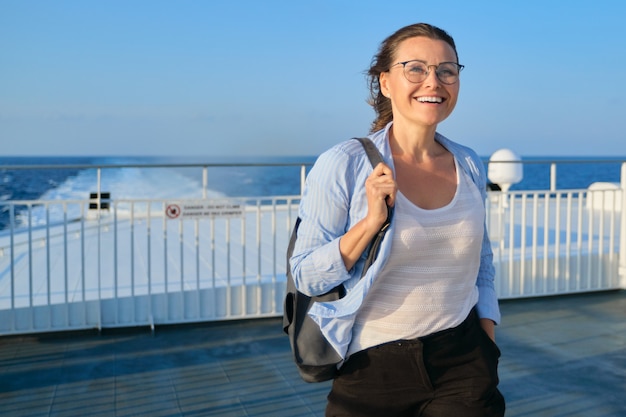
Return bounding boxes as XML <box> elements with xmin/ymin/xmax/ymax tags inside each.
<box><xmin>282</xmin><ymin>137</ymin><xmax>392</xmax><ymax>382</ymax></box>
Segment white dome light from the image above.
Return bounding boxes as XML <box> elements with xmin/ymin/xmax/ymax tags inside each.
<box><xmin>488</xmin><ymin>149</ymin><xmax>523</xmax><ymax>193</ymax></box>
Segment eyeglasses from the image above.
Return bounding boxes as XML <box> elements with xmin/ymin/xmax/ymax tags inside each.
<box><xmin>390</xmin><ymin>60</ymin><xmax>464</xmax><ymax>85</ymax></box>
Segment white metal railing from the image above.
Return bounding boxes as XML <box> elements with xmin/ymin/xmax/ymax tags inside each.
<box><xmin>0</xmin><ymin>196</ymin><xmax>301</xmax><ymax>334</ymax></box>
<box><xmin>487</xmin><ymin>187</ymin><xmax>623</xmax><ymax>298</ymax></box>
<box><xmin>0</xmin><ymin>160</ymin><xmax>625</xmax><ymax>336</ymax></box>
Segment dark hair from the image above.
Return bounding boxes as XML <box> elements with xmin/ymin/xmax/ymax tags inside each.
<box><xmin>367</xmin><ymin>23</ymin><xmax>459</xmax><ymax>133</ymax></box>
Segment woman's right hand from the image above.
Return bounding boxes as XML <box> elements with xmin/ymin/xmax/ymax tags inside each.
<box><xmin>339</xmin><ymin>162</ymin><xmax>396</xmax><ymax>271</ymax></box>
<box><xmin>364</xmin><ymin>162</ymin><xmax>397</xmax><ymax>231</ymax></box>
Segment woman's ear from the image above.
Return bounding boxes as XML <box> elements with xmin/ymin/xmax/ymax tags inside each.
<box><xmin>379</xmin><ymin>72</ymin><xmax>390</xmax><ymax>98</ymax></box>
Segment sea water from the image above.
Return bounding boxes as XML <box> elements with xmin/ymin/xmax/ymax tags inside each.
<box><xmin>0</xmin><ymin>155</ymin><xmax>623</xmax><ymax>230</ymax></box>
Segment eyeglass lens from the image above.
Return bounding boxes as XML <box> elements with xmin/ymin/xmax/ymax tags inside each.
<box><xmin>403</xmin><ymin>62</ymin><xmax>461</xmax><ymax>85</ymax></box>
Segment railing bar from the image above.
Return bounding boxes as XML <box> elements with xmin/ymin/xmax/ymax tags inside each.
<box><xmin>256</xmin><ymin>201</ymin><xmax>262</xmax><ymax>294</ymax></box>
<box><xmin>97</xmin><ymin>205</ymin><xmax>102</xmax><ymax>304</ymax></box>
<box><xmin>507</xmin><ymin>193</ymin><xmax>515</xmax><ymax>296</ymax></box>
<box><xmin>195</xmin><ymin>217</ymin><xmax>200</xmax><ymax>320</ymax></box>
<box><xmin>211</xmin><ymin>217</ymin><xmax>216</xmax><ymax>318</ymax></box>
<box><xmin>202</xmin><ymin>166</ymin><xmax>208</xmax><ymax>199</ymax></box>
<box><xmin>81</xmin><ymin>204</ymin><xmax>86</xmax><ymax>325</ymax></box>
<box><xmin>542</xmin><ymin>192</ymin><xmax>550</xmax><ymax>293</ymax></box>
<box><xmin>520</xmin><ymin>194</ymin><xmax>527</xmax><ymax>295</ymax></box>
<box><xmin>616</xmin><ymin>162</ymin><xmax>626</xmax><ymax>289</ymax></box>
<box><xmin>45</xmin><ymin>204</ymin><xmax>51</xmax><ymax>310</ymax></box>
<box><xmin>531</xmin><ymin>194</ymin><xmax>538</xmax><ymax>294</ymax></box>
<box><xmin>300</xmin><ymin>165</ymin><xmax>306</xmax><ymax>195</ymax></box>
<box><xmin>196</xmin><ymin>165</ymin><xmax>207</xmax><ymax>318</ymax></box>
<box><xmin>97</xmin><ymin>168</ymin><xmax>102</xmax><ymax>214</ymax></box>
<box><xmin>63</xmin><ymin>203</ymin><xmax>68</xmax><ymax>329</ymax></box>
<box><xmin>130</xmin><ymin>202</ymin><xmax>135</xmax><ymax>297</ymax></box>
<box><xmin>554</xmin><ymin>193</ymin><xmax>561</xmax><ymax>291</ymax></box>
<box><xmin>565</xmin><ymin>193</ymin><xmax>573</xmax><ymax>291</ymax></box>
<box><xmin>163</xmin><ymin>203</ymin><xmax>169</xmax><ymax>322</ymax></box>
<box><xmin>256</xmin><ymin>200</ymin><xmax>263</xmax><ymax>314</ymax></box>
<box><xmin>27</xmin><ymin>205</ymin><xmax>33</xmax><ymax>317</ymax></box>
<box><xmin>585</xmin><ymin>192</ymin><xmax>595</xmax><ymax>289</ymax></box>
<box><xmin>127</xmin><ymin>201</ymin><xmax>137</xmax><ymax>323</ymax></box>
<box><xmin>6</xmin><ymin>205</ymin><xmax>15</xmax><ymax>332</ymax></box>
<box><xmin>576</xmin><ymin>192</ymin><xmax>584</xmax><ymax>291</ymax></box>
<box><xmin>497</xmin><ymin>194</ymin><xmax>505</xmax><ymax>298</ymax></box>
<box><xmin>271</xmin><ymin>199</ymin><xmax>278</xmax><ymax>313</ymax></box>
<box><xmin>147</xmin><ymin>203</ymin><xmax>153</xmax><ymax>327</ymax></box>
<box><xmin>226</xmin><ymin>219</ymin><xmax>231</xmax><ymax>317</ymax></box>
<box><xmin>609</xmin><ymin>189</ymin><xmax>617</xmax><ymax>285</ymax></box>
<box><xmin>114</xmin><ymin>200</ymin><xmax>119</xmax><ymax>326</ymax></box>
<box><xmin>179</xmin><ymin>216</ymin><xmax>184</xmax><ymax>321</ymax></box>
<box><xmin>96</xmin><ymin>167</ymin><xmax>102</xmax><ymax>326</ymax></box>
<box><xmin>0</xmin><ymin>158</ymin><xmax>619</xmax><ymax>173</ymax></box>
<box><xmin>10</xmin><ymin>206</ymin><xmax>15</xmax><ymax>317</ymax></box>
<box><xmin>96</xmin><ymin>169</ymin><xmax>102</xmax><ymax>330</ymax></box>
<box><xmin>597</xmin><ymin>191</ymin><xmax>605</xmax><ymax>289</ymax></box>
<box><xmin>242</xmin><ymin>209</ymin><xmax>247</xmax><ymax>315</ymax></box>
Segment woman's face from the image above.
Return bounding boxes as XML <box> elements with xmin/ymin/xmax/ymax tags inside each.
<box><xmin>380</xmin><ymin>36</ymin><xmax>460</xmax><ymax>130</ymax></box>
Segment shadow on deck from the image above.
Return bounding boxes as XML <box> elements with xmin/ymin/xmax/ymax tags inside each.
<box><xmin>0</xmin><ymin>291</ymin><xmax>624</xmax><ymax>416</ymax></box>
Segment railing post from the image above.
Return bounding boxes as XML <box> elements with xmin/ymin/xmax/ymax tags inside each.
<box><xmin>300</xmin><ymin>165</ymin><xmax>306</xmax><ymax>195</ymax></box>
<box><xmin>96</xmin><ymin>168</ymin><xmax>102</xmax><ymax>220</ymax></box>
<box><xmin>550</xmin><ymin>163</ymin><xmax>557</xmax><ymax>192</ymax></box>
<box><xmin>618</xmin><ymin>162</ymin><xmax>626</xmax><ymax>289</ymax></box>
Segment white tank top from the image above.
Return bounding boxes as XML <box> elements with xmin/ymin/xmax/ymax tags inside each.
<box><xmin>348</xmin><ymin>158</ymin><xmax>485</xmax><ymax>356</ymax></box>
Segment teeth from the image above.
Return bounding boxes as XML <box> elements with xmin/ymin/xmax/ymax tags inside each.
<box><xmin>417</xmin><ymin>96</ymin><xmax>443</xmax><ymax>103</ymax></box>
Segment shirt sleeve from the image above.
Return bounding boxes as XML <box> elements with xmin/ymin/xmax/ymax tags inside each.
<box><xmin>289</xmin><ymin>146</ymin><xmax>358</xmax><ymax>297</ymax></box>
<box><xmin>471</xmin><ymin>152</ymin><xmax>502</xmax><ymax>325</ymax></box>
<box><xmin>476</xmin><ymin>222</ymin><xmax>501</xmax><ymax>324</ymax></box>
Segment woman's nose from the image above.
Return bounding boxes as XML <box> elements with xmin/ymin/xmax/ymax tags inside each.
<box><xmin>423</xmin><ymin>68</ymin><xmax>441</xmax><ymax>87</ymax></box>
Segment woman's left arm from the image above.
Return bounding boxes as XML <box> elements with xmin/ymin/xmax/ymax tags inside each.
<box><xmin>470</xmin><ymin>150</ymin><xmax>502</xmax><ymax>329</ymax></box>
<box><xmin>476</xmin><ymin>221</ymin><xmax>501</xmax><ymax>326</ymax></box>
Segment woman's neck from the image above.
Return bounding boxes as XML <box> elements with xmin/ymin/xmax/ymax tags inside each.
<box><xmin>388</xmin><ymin>123</ymin><xmax>444</xmax><ymax>163</ymax></box>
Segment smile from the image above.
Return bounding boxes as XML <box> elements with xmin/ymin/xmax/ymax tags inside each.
<box><xmin>417</xmin><ymin>96</ymin><xmax>444</xmax><ymax>103</ymax></box>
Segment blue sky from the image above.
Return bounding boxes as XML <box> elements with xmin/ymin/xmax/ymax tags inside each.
<box><xmin>1</xmin><ymin>0</ymin><xmax>625</xmax><ymax>157</ymax></box>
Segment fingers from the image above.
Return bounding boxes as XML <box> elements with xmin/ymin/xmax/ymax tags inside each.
<box><xmin>365</xmin><ymin>163</ymin><xmax>396</xmax><ymax>229</ymax></box>
<box><xmin>370</xmin><ymin>163</ymin><xmax>396</xmax><ymax>207</ymax></box>
<box><xmin>373</xmin><ymin>162</ymin><xmax>391</xmax><ymax>176</ymax></box>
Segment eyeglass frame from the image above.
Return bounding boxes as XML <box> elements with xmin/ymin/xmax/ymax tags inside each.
<box><xmin>389</xmin><ymin>60</ymin><xmax>465</xmax><ymax>85</ymax></box>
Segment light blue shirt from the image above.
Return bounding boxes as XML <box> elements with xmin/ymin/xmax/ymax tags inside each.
<box><xmin>290</xmin><ymin>122</ymin><xmax>501</xmax><ymax>359</ymax></box>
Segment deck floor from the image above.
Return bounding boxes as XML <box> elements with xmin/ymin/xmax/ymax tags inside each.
<box><xmin>0</xmin><ymin>291</ymin><xmax>624</xmax><ymax>417</ymax></box>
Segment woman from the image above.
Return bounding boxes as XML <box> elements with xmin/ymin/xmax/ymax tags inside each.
<box><xmin>290</xmin><ymin>23</ymin><xmax>505</xmax><ymax>416</ymax></box>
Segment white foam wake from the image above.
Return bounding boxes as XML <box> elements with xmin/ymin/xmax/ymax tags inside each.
<box><xmin>16</xmin><ymin>166</ymin><xmax>226</xmax><ymax>228</ymax></box>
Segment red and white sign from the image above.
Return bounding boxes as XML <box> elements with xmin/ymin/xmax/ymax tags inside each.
<box><xmin>165</xmin><ymin>201</ymin><xmax>243</xmax><ymax>219</ymax></box>
<box><xmin>166</xmin><ymin>204</ymin><xmax>181</xmax><ymax>219</ymax></box>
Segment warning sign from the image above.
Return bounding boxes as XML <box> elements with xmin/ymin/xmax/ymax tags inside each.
<box><xmin>165</xmin><ymin>201</ymin><xmax>243</xmax><ymax>220</ymax></box>
<box><xmin>166</xmin><ymin>204</ymin><xmax>181</xmax><ymax>219</ymax></box>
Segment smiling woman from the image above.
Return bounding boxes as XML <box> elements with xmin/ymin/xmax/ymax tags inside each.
<box><xmin>290</xmin><ymin>23</ymin><xmax>505</xmax><ymax>416</ymax></box>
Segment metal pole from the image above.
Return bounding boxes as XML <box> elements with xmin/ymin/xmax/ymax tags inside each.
<box><xmin>203</xmin><ymin>166</ymin><xmax>208</xmax><ymax>199</ymax></box>
<box><xmin>618</xmin><ymin>162</ymin><xmax>626</xmax><ymax>289</ymax></box>
<box><xmin>550</xmin><ymin>163</ymin><xmax>557</xmax><ymax>192</ymax></box>
<box><xmin>97</xmin><ymin>168</ymin><xmax>102</xmax><ymax>219</ymax></box>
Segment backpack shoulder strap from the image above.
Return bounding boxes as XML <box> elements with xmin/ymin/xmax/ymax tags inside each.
<box><xmin>353</xmin><ymin>136</ymin><xmax>392</xmax><ymax>223</ymax></box>
<box><xmin>353</xmin><ymin>137</ymin><xmax>393</xmax><ymax>272</ymax></box>
<box><xmin>354</xmin><ymin>137</ymin><xmax>384</xmax><ymax>169</ymax></box>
